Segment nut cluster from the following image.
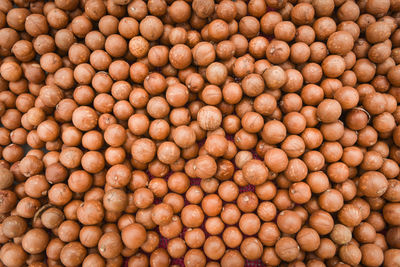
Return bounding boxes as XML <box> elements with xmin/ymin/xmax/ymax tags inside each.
<box><xmin>0</xmin><ymin>0</ymin><xmax>399</xmax><ymax>266</ymax></box>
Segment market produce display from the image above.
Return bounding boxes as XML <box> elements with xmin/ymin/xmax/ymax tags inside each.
<box><xmin>0</xmin><ymin>0</ymin><xmax>399</xmax><ymax>266</ymax></box>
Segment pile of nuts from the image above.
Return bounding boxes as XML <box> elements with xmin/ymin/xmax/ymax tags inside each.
<box><xmin>0</xmin><ymin>0</ymin><xmax>400</xmax><ymax>266</ymax></box>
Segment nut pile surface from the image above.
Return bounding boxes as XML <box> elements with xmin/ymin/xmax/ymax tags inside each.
<box><xmin>0</xmin><ymin>0</ymin><xmax>400</xmax><ymax>266</ymax></box>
